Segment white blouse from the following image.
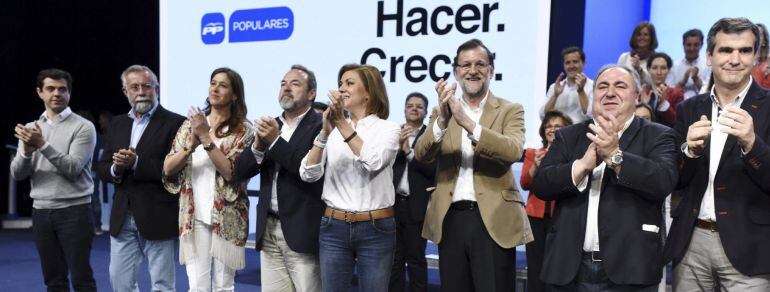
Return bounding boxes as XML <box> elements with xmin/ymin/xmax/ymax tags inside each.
<box><xmin>191</xmin><ymin>138</ymin><xmax>222</xmax><ymax>224</ymax></box>
<box><xmin>300</xmin><ymin>115</ymin><xmax>400</xmax><ymax>212</ymax></box>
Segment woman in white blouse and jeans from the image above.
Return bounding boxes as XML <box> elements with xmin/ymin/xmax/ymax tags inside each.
<box><xmin>300</xmin><ymin>64</ymin><xmax>401</xmax><ymax>292</ymax></box>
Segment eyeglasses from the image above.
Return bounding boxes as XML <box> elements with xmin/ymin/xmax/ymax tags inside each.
<box><xmin>125</xmin><ymin>83</ymin><xmax>155</xmax><ymax>93</ymax></box>
<box><xmin>457</xmin><ymin>62</ymin><xmax>490</xmax><ymax>72</ymax></box>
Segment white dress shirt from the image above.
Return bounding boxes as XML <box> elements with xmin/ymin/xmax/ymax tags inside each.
<box><xmin>541</xmin><ymin>78</ymin><xmax>594</xmax><ymax>123</ymax></box>
<box><xmin>300</xmin><ymin>115</ymin><xmax>400</xmax><ymax>211</ymax></box>
<box><xmin>431</xmin><ymin>92</ymin><xmax>487</xmax><ymax>202</ymax></box>
<box><xmin>694</xmin><ymin>78</ymin><xmax>750</xmax><ymax>222</ymax></box>
<box><xmin>572</xmin><ymin>116</ymin><xmax>634</xmax><ymax>252</ymax></box>
<box><xmin>666</xmin><ymin>56</ymin><xmax>712</xmax><ymax>100</ymax></box>
<box><xmin>395</xmin><ymin>134</ymin><xmax>418</xmax><ymax>196</ymax></box>
<box><xmin>252</xmin><ymin>108</ymin><xmax>311</xmax><ymax>214</ymax></box>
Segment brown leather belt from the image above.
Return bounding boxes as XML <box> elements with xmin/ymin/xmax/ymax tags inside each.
<box><xmin>324</xmin><ymin>207</ymin><xmax>394</xmax><ymax>223</ymax></box>
<box><xmin>695</xmin><ymin>219</ymin><xmax>718</xmax><ymax>232</ymax></box>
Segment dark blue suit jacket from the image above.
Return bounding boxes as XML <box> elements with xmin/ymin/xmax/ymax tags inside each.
<box><xmin>233</xmin><ymin>110</ymin><xmax>324</xmax><ymax>254</ymax></box>
<box><xmin>665</xmin><ymin>82</ymin><xmax>770</xmax><ymax>276</ymax></box>
<box><xmin>532</xmin><ymin>117</ymin><xmax>678</xmax><ymax>285</ymax></box>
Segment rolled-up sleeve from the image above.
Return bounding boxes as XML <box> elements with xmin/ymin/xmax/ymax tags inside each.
<box><xmin>354</xmin><ymin>121</ymin><xmax>400</xmax><ymax>172</ymax></box>
<box><xmin>300</xmin><ymin>149</ymin><xmax>326</xmax><ymax>183</ymax></box>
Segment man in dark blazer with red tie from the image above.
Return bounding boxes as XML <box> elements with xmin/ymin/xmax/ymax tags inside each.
<box><xmin>233</xmin><ymin>65</ymin><xmax>325</xmax><ymax>291</ymax></box>
<box><xmin>665</xmin><ymin>17</ymin><xmax>770</xmax><ymax>291</ymax></box>
<box><xmin>532</xmin><ymin>64</ymin><xmax>678</xmax><ymax>291</ymax></box>
<box><xmin>98</xmin><ymin>65</ymin><xmax>185</xmax><ymax>291</ymax></box>
<box><xmin>389</xmin><ymin>92</ymin><xmax>436</xmax><ymax>292</ymax></box>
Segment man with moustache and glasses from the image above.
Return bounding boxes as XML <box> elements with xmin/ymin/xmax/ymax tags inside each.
<box><xmin>233</xmin><ymin>65</ymin><xmax>324</xmax><ymax>291</ymax></box>
<box><xmin>98</xmin><ymin>65</ymin><xmax>185</xmax><ymax>292</ymax></box>
<box><xmin>413</xmin><ymin>39</ymin><xmax>531</xmax><ymax>292</ymax></box>
<box><xmin>12</xmin><ymin>68</ymin><xmax>97</xmax><ymax>291</ymax></box>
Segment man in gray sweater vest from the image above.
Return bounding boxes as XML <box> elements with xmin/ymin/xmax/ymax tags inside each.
<box><xmin>11</xmin><ymin>68</ymin><xmax>97</xmax><ymax>292</ymax></box>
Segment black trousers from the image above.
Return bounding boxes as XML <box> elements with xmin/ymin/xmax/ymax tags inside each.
<box><xmin>438</xmin><ymin>205</ymin><xmax>517</xmax><ymax>292</ymax></box>
<box><xmin>32</xmin><ymin>203</ymin><xmax>96</xmax><ymax>292</ymax></box>
<box><xmin>389</xmin><ymin>196</ymin><xmax>428</xmax><ymax>292</ymax></box>
<box><xmin>526</xmin><ymin>215</ymin><xmax>551</xmax><ymax>292</ymax></box>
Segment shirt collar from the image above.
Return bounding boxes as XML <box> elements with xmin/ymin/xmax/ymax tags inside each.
<box><xmin>459</xmin><ymin>90</ymin><xmax>489</xmax><ymax>112</ymax></box>
<box><xmin>40</xmin><ymin>107</ymin><xmax>72</xmax><ymax>123</ymax></box>
<box><xmin>709</xmin><ymin>76</ymin><xmax>752</xmax><ymax>108</ymax></box>
<box><xmin>128</xmin><ymin>102</ymin><xmax>159</xmax><ymax>120</ymax></box>
<box><xmin>683</xmin><ymin>56</ymin><xmax>701</xmax><ymax>66</ymax></box>
<box><xmin>279</xmin><ymin>106</ymin><xmax>311</xmax><ymax>127</ymax></box>
<box><xmin>349</xmin><ymin>114</ymin><xmax>379</xmax><ymax>129</ymax></box>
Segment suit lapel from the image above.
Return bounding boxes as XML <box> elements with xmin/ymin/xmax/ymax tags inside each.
<box><xmin>718</xmin><ymin>82</ymin><xmax>767</xmax><ymax>170</ymax></box>
<box><xmin>134</xmin><ymin>107</ymin><xmax>166</xmax><ymax>152</ymax></box>
<box><xmin>695</xmin><ymin>94</ymin><xmax>713</xmax><ymax>160</ymax></box>
<box><xmin>478</xmin><ymin>94</ymin><xmax>501</xmax><ymax>132</ymax></box>
<box><xmin>411</xmin><ymin>125</ymin><xmax>426</xmax><ymax>148</ymax></box>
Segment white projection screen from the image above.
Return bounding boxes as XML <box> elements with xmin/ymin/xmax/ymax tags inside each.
<box><xmin>160</xmin><ymin>0</ymin><xmax>551</xmax><ymax>198</ymax></box>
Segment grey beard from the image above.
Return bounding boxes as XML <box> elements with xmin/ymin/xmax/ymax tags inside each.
<box><xmin>133</xmin><ymin>100</ymin><xmax>154</xmax><ymax>115</ymax></box>
<box><xmin>280</xmin><ymin>96</ymin><xmax>298</xmax><ymax>111</ymax></box>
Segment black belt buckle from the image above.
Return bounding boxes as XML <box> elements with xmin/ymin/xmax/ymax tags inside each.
<box><xmin>451</xmin><ymin>200</ymin><xmax>478</xmax><ymax>210</ymax></box>
<box><xmin>396</xmin><ymin>193</ymin><xmax>409</xmax><ymax>200</ymax></box>
<box><xmin>587</xmin><ymin>251</ymin><xmax>602</xmax><ymax>262</ymax></box>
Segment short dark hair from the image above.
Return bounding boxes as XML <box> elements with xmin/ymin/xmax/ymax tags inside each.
<box><xmin>290</xmin><ymin>64</ymin><xmax>317</xmax><ymax>93</ymax></box>
<box><xmin>630</xmin><ymin>21</ymin><xmax>658</xmax><ymax>51</ymax></box>
<box><xmin>646</xmin><ymin>52</ymin><xmax>673</xmax><ymax>70</ymax></box>
<box><xmin>37</xmin><ymin>68</ymin><xmax>73</xmax><ymax>91</ymax></box>
<box><xmin>707</xmin><ymin>17</ymin><xmax>759</xmax><ymax>55</ymax></box>
<box><xmin>561</xmin><ymin>46</ymin><xmax>585</xmax><ymax>62</ymax></box>
<box><xmin>682</xmin><ymin>29</ymin><xmax>704</xmax><ymax>44</ymax></box>
<box><xmin>453</xmin><ymin>39</ymin><xmax>495</xmax><ymax>67</ymax></box>
<box><xmin>312</xmin><ymin>101</ymin><xmax>328</xmax><ymax>111</ymax></box>
<box><xmin>405</xmin><ymin>92</ymin><xmax>428</xmax><ymax>109</ymax></box>
<box><xmin>539</xmin><ymin>110</ymin><xmax>573</xmax><ymax>147</ymax></box>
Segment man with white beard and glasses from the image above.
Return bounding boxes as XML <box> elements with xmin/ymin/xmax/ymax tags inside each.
<box><xmin>98</xmin><ymin>65</ymin><xmax>185</xmax><ymax>291</ymax></box>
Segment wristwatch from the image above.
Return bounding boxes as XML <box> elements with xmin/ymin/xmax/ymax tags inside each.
<box><xmin>609</xmin><ymin>150</ymin><xmax>623</xmax><ymax>168</ymax></box>
<box><xmin>203</xmin><ymin>142</ymin><xmax>216</xmax><ymax>151</ymax></box>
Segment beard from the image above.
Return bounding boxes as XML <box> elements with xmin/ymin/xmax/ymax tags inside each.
<box><xmin>459</xmin><ymin>79</ymin><xmax>488</xmax><ymax>99</ymax></box>
<box><xmin>279</xmin><ymin>95</ymin><xmax>295</xmax><ymax>110</ymax></box>
<box><xmin>132</xmin><ymin>95</ymin><xmax>155</xmax><ymax>115</ymax></box>
<box><xmin>279</xmin><ymin>94</ymin><xmax>308</xmax><ymax>111</ymax></box>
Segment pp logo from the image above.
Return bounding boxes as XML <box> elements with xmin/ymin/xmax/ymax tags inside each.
<box><xmin>201</xmin><ymin>13</ymin><xmax>225</xmax><ymax>45</ymax></box>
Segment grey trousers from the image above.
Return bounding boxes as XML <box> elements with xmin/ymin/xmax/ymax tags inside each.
<box><xmin>673</xmin><ymin>226</ymin><xmax>770</xmax><ymax>291</ymax></box>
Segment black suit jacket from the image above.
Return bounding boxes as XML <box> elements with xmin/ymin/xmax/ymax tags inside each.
<box><xmin>392</xmin><ymin>125</ymin><xmax>436</xmax><ymax>222</ymax></box>
<box><xmin>665</xmin><ymin>82</ymin><xmax>770</xmax><ymax>276</ymax></box>
<box><xmin>97</xmin><ymin>106</ymin><xmax>185</xmax><ymax>240</ymax></box>
<box><xmin>233</xmin><ymin>110</ymin><xmax>324</xmax><ymax>254</ymax></box>
<box><xmin>532</xmin><ymin>117</ymin><xmax>678</xmax><ymax>285</ymax></box>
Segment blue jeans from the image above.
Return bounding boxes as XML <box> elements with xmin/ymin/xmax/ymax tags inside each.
<box><xmin>32</xmin><ymin>203</ymin><xmax>96</xmax><ymax>292</ymax></box>
<box><xmin>109</xmin><ymin>212</ymin><xmax>176</xmax><ymax>292</ymax></box>
<box><xmin>319</xmin><ymin>215</ymin><xmax>396</xmax><ymax>292</ymax></box>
